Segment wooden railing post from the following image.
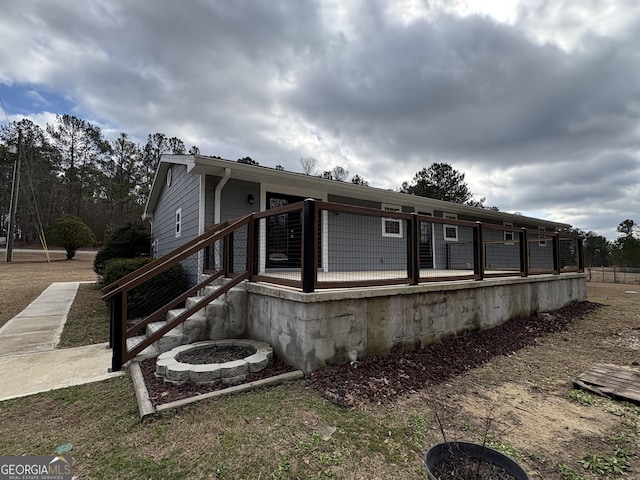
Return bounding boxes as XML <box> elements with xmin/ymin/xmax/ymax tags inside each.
<box><xmin>520</xmin><ymin>228</ymin><xmax>529</xmax><ymax>277</ymax></box>
<box><xmin>246</xmin><ymin>215</ymin><xmax>254</xmax><ymax>274</ymax></box>
<box><xmin>110</xmin><ymin>291</ymin><xmax>124</xmax><ymax>372</ymax></box>
<box><xmin>251</xmin><ymin>217</ymin><xmax>260</xmax><ymax>277</ymax></box>
<box><xmin>409</xmin><ymin>213</ymin><xmax>419</xmax><ymax>285</ymax></box>
<box><xmin>577</xmin><ymin>236</ymin><xmax>585</xmax><ymax>272</ymax></box>
<box><xmin>474</xmin><ymin>222</ymin><xmax>484</xmax><ymax>280</ymax></box>
<box><xmin>552</xmin><ymin>234</ymin><xmax>560</xmax><ymax>274</ymax></box>
<box><xmin>228</xmin><ymin>231</ymin><xmax>235</xmax><ymax>275</ymax></box>
<box><xmin>302</xmin><ymin>199</ymin><xmax>317</xmax><ymax>293</ymax></box>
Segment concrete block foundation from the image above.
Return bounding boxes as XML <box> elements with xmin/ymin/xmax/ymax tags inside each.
<box><xmin>245</xmin><ymin>273</ymin><xmax>587</xmax><ymax>373</ymax></box>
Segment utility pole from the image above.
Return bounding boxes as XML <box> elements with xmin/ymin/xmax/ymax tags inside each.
<box><xmin>5</xmin><ymin>128</ymin><xmax>22</xmax><ymax>262</ymax></box>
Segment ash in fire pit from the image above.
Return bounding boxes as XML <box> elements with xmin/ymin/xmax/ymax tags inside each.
<box><xmin>176</xmin><ymin>345</ymin><xmax>256</xmax><ymax>364</ymax></box>
<box><xmin>156</xmin><ymin>340</ymin><xmax>273</xmax><ymax>386</ymax></box>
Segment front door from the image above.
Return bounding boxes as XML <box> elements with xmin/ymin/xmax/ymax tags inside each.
<box><xmin>266</xmin><ymin>193</ymin><xmax>305</xmax><ymax>268</ymax></box>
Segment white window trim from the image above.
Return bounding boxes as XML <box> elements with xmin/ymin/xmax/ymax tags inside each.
<box><xmin>504</xmin><ymin>221</ymin><xmax>515</xmax><ymax>244</ymax></box>
<box><xmin>538</xmin><ymin>226</ymin><xmax>547</xmax><ymax>246</ymax></box>
<box><xmin>443</xmin><ymin>213</ymin><xmax>458</xmax><ymax>241</ymax></box>
<box><xmin>175</xmin><ymin>207</ymin><xmax>182</xmax><ymax>238</ymax></box>
<box><xmin>381</xmin><ymin>203</ymin><xmax>402</xmax><ymax>238</ymax></box>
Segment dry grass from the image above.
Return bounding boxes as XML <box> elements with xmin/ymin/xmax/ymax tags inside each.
<box><xmin>0</xmin><ymin>249</ymin><xmax>98</xmax><ymax>329</ymax></box>
<box><xmin>1</xmin><ymin>255</ymin><xmax>640</xmax><ymax>479</ymax></box>
<box><xmin>58</xmin><ymin>282</ymin><xmax>110</xmax><ymax>348</ymax></box>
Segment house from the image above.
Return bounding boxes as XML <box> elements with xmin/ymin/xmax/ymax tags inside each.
<box><xmin>107</xmin><ymin>154</ymin><xmax>585</xmax><ymax>372</ymax></box>
<box><xmin>144</xmin><ymin>155</ymin><xmax>571</xmax><ymax>278</ymax></box>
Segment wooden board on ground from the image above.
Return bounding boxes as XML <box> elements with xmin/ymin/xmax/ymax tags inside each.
<box><xmin>574</xmin><ymin>364</ymin><xmax>640</xmax><ymax>403</ymax></box>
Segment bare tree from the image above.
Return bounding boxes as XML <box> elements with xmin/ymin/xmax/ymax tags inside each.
<box><xmin>300</xmin><ymin>156</ymin><xmax>319</xmax><ymax>175</ymax></box>
<box><xmin>332</xmin><ymin>166</ymin><xmax>349</xmax><ymax>182</ymax></box>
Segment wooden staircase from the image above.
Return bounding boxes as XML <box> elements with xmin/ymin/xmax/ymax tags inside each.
<box><xmin>124</xmin><ymin>279</ymin><xmax>246</xmax><ymax>361</ymax></box>
<box><xmin>102</xmin><ymin>214</ymin><xmax>253</xmax><ymax>371</ymax></box>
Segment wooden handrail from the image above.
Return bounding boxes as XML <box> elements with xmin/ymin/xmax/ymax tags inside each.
<box><xmin>100</xmin><ymin>220</ymin><xmax>232</xmax><ymax>295</ymax></box>
<box><xmin>109</xmin><ymin>213</ymin><xmax>254</xmax><ymax>371</ymax></box>
<box><xmin>102</xmin><ymin>215</ymin><xmax>250</xmax><ymax>300</ymax></box>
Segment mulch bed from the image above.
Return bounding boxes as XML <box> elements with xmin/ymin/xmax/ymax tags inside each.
<box><xmin>140</xmin><ymin>301</ymin><xmax>600</xmax><ymax>409</ymax></box>
<box><xmin>307</xmin><ymin>301</ymin><xmax>602</xmax><ymax>407</ymax></box>
<box><xmin>140</xmin><ymin>355</ymin><xmax>297</xmax><ymax>407</ymax></box>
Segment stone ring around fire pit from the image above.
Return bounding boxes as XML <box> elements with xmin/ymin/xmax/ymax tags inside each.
<box><xmin>155</xmin><ymin>339</ymin><xmax>273</xmax><ymax>386</ymax></box>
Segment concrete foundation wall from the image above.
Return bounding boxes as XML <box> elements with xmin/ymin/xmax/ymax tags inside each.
<box><xmin>245</xmin><ymin>273</ymin><xmax>587</xmax><ymax>372</ymax></box>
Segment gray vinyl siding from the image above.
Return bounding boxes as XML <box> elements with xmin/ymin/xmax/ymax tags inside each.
<box><xmin>204</xmin><ymin>176</ymin><xmax>259</xmax><ymax>226</ymax></box>
<box><xmin>325</xmin><ymin>195</ymin><xmax>409</xmax><ymax>272</ymax></box>
<box><xmin>221</xmin><ymin>179</ymin><xmax>260</xmax><ymax>221</ymax></box>
<box><xmin>324</xmin><ymin>195</ymin><xmax>423</xmax><ymax>272</ymax></box>
<box><xmin>152</xmin><ymin>164</ymin><xmax>200</xmax><ymax>282</ymax></box>
<box><xmin>483</xmin><ymin>226</ymin><xmax>520</xmax><ymax>270</ymax></box>
<box><xmin>431</xmin><ymin>211</ymin><xmax>474</xmax><ymax>270</ymax></box>
<box><xmin>204</xmin><ymin>176</ymin><xmax>259</xmax><ymax>272</ymax></box>
<box><xmin>433</xmin><ymin>223</ymin><xmax>475</xmax><ymax>269</ymax></box>
<box><xmin>327</xmin><ymin>211</ymin><xmax>407</xmax><ymax>272</ymax></box>
<box><xmin>153</xmin><ymin>164</ymin><xmax>200</xmax><ymax>255</ymax></box>
<box><xmin>529</xmin><ymin>229</ymin><xmax>554</xmax><ymax>270</ymax></box>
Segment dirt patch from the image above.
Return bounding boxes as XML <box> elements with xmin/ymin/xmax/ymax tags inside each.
<box><xmin>456</xmin><ymin>383</ymin><xmax>620</xmax><ymax>460</ymax></box>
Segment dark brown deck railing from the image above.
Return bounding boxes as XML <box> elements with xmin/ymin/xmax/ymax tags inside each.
<box><xmin>103</xmin><ymin>199</ymin><xmax>583</xmax><ymax>371</ymax></box>
<box><xmin>102</xmin><ymin>214</ymin><xmax>253</xmax><ymax>372</ymax></box>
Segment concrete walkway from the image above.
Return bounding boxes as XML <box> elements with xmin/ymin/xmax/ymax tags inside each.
<box><xmin>0</xmin><ymin>281</ymin><xmax>123</xmax><ymax>402</ymax></box>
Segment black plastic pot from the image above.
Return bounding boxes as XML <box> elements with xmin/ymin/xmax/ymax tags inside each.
<box><xmin>425</xmin><ymin>441</ymin><xmax>530</xmax><ymax>480</ymax></box>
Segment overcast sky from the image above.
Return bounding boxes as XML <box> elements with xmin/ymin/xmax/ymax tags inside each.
<box><xmin>1</xmin><ymin>0</ymin><xmax>638</xmax><ymax>240</ymax></box>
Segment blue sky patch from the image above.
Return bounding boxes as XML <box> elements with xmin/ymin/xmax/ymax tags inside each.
<box><xmin>0</xmin><ymin>83</ymin><xmax>76</xmax><ymax>117</ymax></box>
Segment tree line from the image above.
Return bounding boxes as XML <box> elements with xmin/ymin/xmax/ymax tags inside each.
<box><xmin>0</xmin><ymin>116</ymin><xmax>193</xmax><ymax>244</ymax></box>
<box><xmin>1</xmin><ymin>115</ymin><xmax>638</xmax><ymax>268</ymax></box>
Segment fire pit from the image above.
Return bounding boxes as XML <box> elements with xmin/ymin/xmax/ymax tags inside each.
<box><xmin>155</xmin><ymin>339</ymin><xmax>273</xmax><ymax>386</ymax></box>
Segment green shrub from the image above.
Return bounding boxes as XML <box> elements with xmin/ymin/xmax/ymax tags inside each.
<box><xmin>45</xmin><ymin>214</ymin><xmax>96</xmax><ymax>259</ymax></box>
<box><xmin>94</xmin><ymin>223</ymin><xmax>151</xmax><ymax>275</ymax></box>
<box><xmin>103</xmin><ymin>257</ymin><xmax>187</xmax><ymax>318</ymax></box>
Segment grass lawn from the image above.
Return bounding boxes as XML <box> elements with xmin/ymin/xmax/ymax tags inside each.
<box><xmin>1</xmin><ymin>283</ymin><xmax>639</xmax><ymax>479</ymax></box>
<box><xmin>0</xmin><ymin>375</ymin><xmax>433</xmax><ymax>479</ymax></box>
<box><xmin>58</xmin><ymin>282</ymin><xmax>110</xmax><ymax>348</ymax></box>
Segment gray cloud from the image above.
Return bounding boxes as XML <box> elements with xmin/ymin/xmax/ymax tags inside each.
<box><xmin>0</xmin><ymin>0</ymin><xmax>638</xmax><ymax>239</ymax></box>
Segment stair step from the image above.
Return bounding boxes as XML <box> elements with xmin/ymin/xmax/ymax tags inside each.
<box><xmin>147</xmin><ymin>320</ymin><xmax>182</xmax><ymax>336</ymax></box>
<box><xmin>126</xmin><ymin>335</ymin><xmax>159</xmax><ymax>358</ymax></box>
<box><xmin>122</xmin><ymin>278</ymin><xmax>241</xmax><ymax>361</ymax></box>
<box><xmin>185</xmin><ymin>296</ymin><xmax>211</xmax><ymax>309</ymax></box>
<box><xmin>200</xmin><ymin>285</ymin><xmax>222</xmax><ymax>297</ymax></box>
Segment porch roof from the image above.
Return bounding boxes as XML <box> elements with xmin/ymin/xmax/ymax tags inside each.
<box><xmin>144</xmin><ymin>154</ymin><xmax>571</xmax><ymax>230</ymax></box>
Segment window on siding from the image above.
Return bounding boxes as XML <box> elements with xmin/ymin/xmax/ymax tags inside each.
<box><xmin>382</xmin><ymin>203</ymin><xmax>402</xmax><ymax>238</ymax></box>
<box><xmin>175</xmin><ymin>208</ymin><xmax>182</xmax><ymax>238</ymax></box>
<box><xmin>538</xmin><ymin>226</ymin><xmax>547</xmax><ymax>246</ymax></box>
<box><xmin>504</xmin><ymin>222</ymin><xmax>514</xmax><ymax>243</ymax></box>
<box><xmin>444</xmin><ymin>213</ymin><xmax>458</xmax><ymax>241</ymax></box>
